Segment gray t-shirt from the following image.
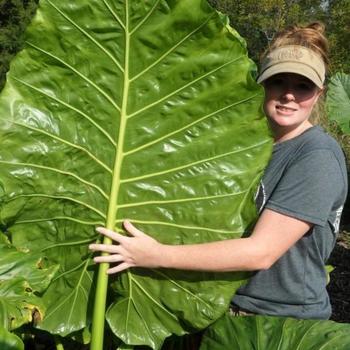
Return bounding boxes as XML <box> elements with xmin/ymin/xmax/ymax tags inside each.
<box><xmin>233</xmin><ymin>126</ymin><xmax>348</xmax><ymax>319</ymax></box>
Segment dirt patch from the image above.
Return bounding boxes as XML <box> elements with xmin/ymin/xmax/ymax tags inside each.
<box><xmin>328</xmin><ymin>230</ymin><xmax>350</xmax><ymax>323</ymax></box>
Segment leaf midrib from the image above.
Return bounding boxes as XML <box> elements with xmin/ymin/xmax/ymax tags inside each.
<box><xmin>105</xmin><ymin>1</ymin><xmax>130</xmax><ymax>231</ymax></box>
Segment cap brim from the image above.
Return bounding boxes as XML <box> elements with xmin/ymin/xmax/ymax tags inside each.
<box><xmin>257</xmin><ymin>62</ymin><xmax>324</xmax><ymax>89</ymax></box>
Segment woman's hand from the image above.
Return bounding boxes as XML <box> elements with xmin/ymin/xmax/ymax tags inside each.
<box><xmin>89</xmin><ymin>220</ymin><xmax>164</xmax><ymax>274</ymax></box>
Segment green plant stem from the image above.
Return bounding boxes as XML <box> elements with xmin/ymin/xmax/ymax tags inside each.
<box><xmin>90</xmin><ymin>261</ymin><xmax>110</xmax><ymax>350</ymax></box>
<box><xmin>54</xmin><ymin>335</ymin><xmax>64</xmax><ymax>350</ymax></box>
<box><xmin>90</xmin><ymin>1</ymin><xmax>131</xmax><ymax>349</ymax></box>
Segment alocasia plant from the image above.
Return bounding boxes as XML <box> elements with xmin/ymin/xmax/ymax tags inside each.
<box><xmin>0</xmin><ymin>0</ymin><xmax>272</xmax><ymax>349</ymax></box>
<box><xmin>0</xmin><ymin>327</ymin><xmax>24</xmax><ymax>350</ymax></box>
<box><xmin>200</xmin><ymin>314</ymin><xmax>350</xmax><ymax>350</ymax></box>
<box><xmin>326</xmin><ymin>72</ymin><xmax>350</xmax><ymax>133</ymax></box>
<box><xmin>0</xmin><ymin>232</ymin><xmax>58</xmax><ymax>350</ymax></box>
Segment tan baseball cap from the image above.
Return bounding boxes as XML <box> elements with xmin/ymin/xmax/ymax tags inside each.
<box><xmin>257</xmin><ymin>45</ymin><xmax>325</xmax><ymax>88</ymax></box>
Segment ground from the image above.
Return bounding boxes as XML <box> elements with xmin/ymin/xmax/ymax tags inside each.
<box><xmin>328</xmin><ymin>229</ymin><xmax>350</xmax><ymax>323</ymax></box>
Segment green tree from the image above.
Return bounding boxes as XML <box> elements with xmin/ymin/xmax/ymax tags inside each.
<box><xmin>0</xmin><ymin>0</ymin><xmax>38</xmax><ymax>90</ymax></box>
<box><xmin>208</xmin><ymin>0</ymin><xmax>325</xmax><ymax>63</ymax></box>
<box><xmin>209</xmin><ymin>0</ymin><xmax>350</xmax><ymax>74</ymax></box>
<box><xmin>326</xmin><ymin>0</ymin><xmax>350</xmax><ymax>74</ymax></box>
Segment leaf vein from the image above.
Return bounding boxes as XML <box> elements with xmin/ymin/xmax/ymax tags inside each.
<box><xmin>13</xmin><ymin>121</ymin><xmax>112</xmax><ymax>174</ymax></box>
<box><xmin>130</xmin><ymin>0</ymin><xmax>161</xmax><ymax>35</ymax></box>
<box><xmin>124</xmin><ymin>94</ymin><xmax>258</xmax><ymax>156</ymax></box>
<box><xmin>67</xmin><ymin>261</ymin><xmax>90</xmax><ymax>324</ymax></box>
<box><xmin>13</xmin><ymin>77</ymin><xmax>116</xmax><ymax>146</ymax></box>
<box><xmin>102</xmin><ymin>0</ymin><xmax>126</xmax><ymax>30</ymax></box>
<box><xmin>42</xmin><ymin>237</ymin><xmax>98</xmax><ymax>252</ymax></box>
<box><xmin>132</xmin><ymin>299</ymin><xmax>155</xmax><ymax>341</ymax></box>
<box><xmin>131</xmin><ymin>276</ymin><xmax>178</xmax><ymax>320</ymax></box>
<box><xmin>128</xmin><ymin>56</ymin><xmax>242</xmax><ymax>119</ymax></box>
<box><xmin>276</xmin><ymin>319</ymin><xmax>287</xmax><ymax>350</ymax></box>
<box><xmin>52</xmin><ymin>259</ymin><xmax>89</xmax><ymax>283</ymax></box>
<box><xmin>14</xmin><ymin>217</ymin><xmax>103</xmax><ymax>226</ymax></box>
<box><xmin>129</xmin><ymin>13</ymin><xmax>215</xmax><ymax>82</ymax></box>
<box><xmin>6</xmin><ymin>193</ymin><xmax>106</xmax><ymax>219</ymax></box>
<box><xmin>118</xmin><ymin>191</ymin><xmax>247</xmax><ymax>209</ymax></box>
<box><xmin>44</xmin><ymin>259</ymin><xmax>89</xmax><ymax>319</ymax></box>
<box><xmin>122</xmin><ymin>139</ymin><xmax>270</xmax><ymax>183</ymax></box>
<box><xmin>0</xmin><ymin>160</ymin><xmax>109</xmax><ymax>199</ymax></box>
<box><xmin>318</xmin><ymin>333</ymin><xmax>349</xmax><ymax>350</ymax></box>
<box><xmin>25</xmin><ymin>41</ymin><xmax>121</xmax><ymax>112</ymax></box>
<box><xmin>46</xmin><ymin>0</ymin><xmax>124</xmax><ymax>72</ymax></box>
<box><xmin>295</xmin><ymin>321</ymin><xmax>321</xmax><ymax>350</ymax></box>
<box><xmin>115</xmin><ymin>219</ymin><xmax>243</xmax><ymax>234</ymax></box>
<box><xmin>152</xmin><ymin>269</ymin><xmax>212</xmax><ymax>309</ymax></box>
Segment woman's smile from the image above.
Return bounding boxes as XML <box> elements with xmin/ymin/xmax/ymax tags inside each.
<box><xmin>263</xmin><ymin>73</ymin><xmax>323</xmax><ymax>142</ymax></box>
<box><xmin>276</xmin><ymin>104</ymin><xmax>298</xmax><ymax>114</ymax></box>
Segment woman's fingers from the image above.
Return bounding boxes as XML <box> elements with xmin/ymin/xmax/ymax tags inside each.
<box><xmin>123</xmin><ymin>220</ymin><xmax>145</xmax><ymax>237</ymax></box>
<box><xmin>89</xmin><ymin>243</ymin><xmax>123</xmax><ymax>254</ymax></box>
<box><xmin>90</xmin><ymin>222</ymin><xmax>155</xmax><ymax>274</ymax></box>
<box><xmin>93</xmin><ymin>253</ymin><xmax>133</xmax><ymax>274</ymax></box>
<box><xmin>93</xmin><ymin>254</ymin><xmax>124</xmax><ymax>263</ymax></box>
<box><xmin>107</xmin><ymin>262</ymin><xmax>132</xmax><ymax>274</ymax></box>
<box><xmin>95</xmin><ymin>222</ymin><xmax>145</xmax><ymax>241</ymax></box>
<box><xmin>96</xmin><ymin>227</ymin><xmax>124</xmax><ymax>242</ymax></box>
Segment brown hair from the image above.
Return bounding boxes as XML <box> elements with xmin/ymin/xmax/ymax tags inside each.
<box><xmin>264</xmin><ymin>22</ymin><xmax>329</xmax><ymax>72</ymax></box>
<box><xmin>262</xmin><ymin>22</ymin><xmax>330</xmax><ymax>124</ymax></box>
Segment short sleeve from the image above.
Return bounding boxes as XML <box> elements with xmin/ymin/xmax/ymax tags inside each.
<box><xmin>265</xmin><ymin>149</ymin><xmax>346</xmax><ymax>226</ymax></box>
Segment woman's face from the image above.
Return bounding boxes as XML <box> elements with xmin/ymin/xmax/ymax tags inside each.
<box><xmin>263</xmin><ymin>73</ymin><xmax>322</xmax><ymax>135</ymax></box>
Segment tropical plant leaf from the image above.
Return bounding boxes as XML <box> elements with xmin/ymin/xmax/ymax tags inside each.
<box><xmin>0</xmin><ymin>277</ymin><xmax>45</xmax><ymax>331</ymax></box>
<box><xmin>200</xmin><ymin>314</ymin><xmax>350</xmax><ymax>350</ymax></box>
<box><xmin>0</xmin><ymin>241</ymin><xmax>59</xmax><ymax>293</ymax></box>
<box><xmin>326</xmin><ymin>72</ymin><xmax>350</xmax><ymax>133</ymax></box>
<box><xmin>0</xmin><ymin>240</ymin><xmax>58</xmax><ymax>331</ymax></box>
<box><xmin>0</xmin><ymin>0</ymin><xmax>272</xmax><ymax>348</ymax></box>
<box><xmin>0</xmin><ymin>326</ymin><xmax>24</xmax><ymax>350</ymax></box>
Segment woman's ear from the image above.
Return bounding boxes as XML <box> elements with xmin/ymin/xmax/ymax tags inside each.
<box><xmin>317</xmin><ymin>86</ymin><xmax>325</xmax><ymax>98</ymax></box>
<box><xmin>314</xmin><ymin>86</ymin><xmax>324</xmax><ymax>104</ymax></box>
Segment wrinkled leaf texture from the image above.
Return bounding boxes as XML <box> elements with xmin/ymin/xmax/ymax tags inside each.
<box><xmin>200</xmin><ymin>314</ymin><xmax>350</xmax><ymax>350</ymax></box>
<box><xmin>0</xmin><ymin>0</ymin><xmax>272</xmax><ymax>348</ymax></box>
<box><xmin>326</xmin><ymin>72</ymin><xmax>350</xmax><ymax>134</ymax></box>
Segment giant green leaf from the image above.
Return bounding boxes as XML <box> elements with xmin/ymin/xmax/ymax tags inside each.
<box><xmin>326</xmin><ymin>72</ymin><xmax>350</xmax><ymax>134</ymax></box>
<box><xmin>0</xmin><ymin>278</ymin><xmax>45</xmax><ymax>331</ymax></box>
<box><xmin>0</xmin><ymin>0</ymin><xmax>272</xmax><ymax>348</ymax></box>
<box><xmin>200</xmin><ymin>314</ymin><xmax>350</xmax><ymax>350</ymax></box>
<box><xmin>0</xmin><ymin>326</ymin><xmax>24</xmax><ymax>350</ymax></box>
<box><xmin>0</xmin><ymin>239</ymin><xmax>59</xmax><ymax>293</ymax></box>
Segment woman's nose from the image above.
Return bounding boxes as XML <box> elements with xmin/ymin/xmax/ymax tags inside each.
<box><xmin>281</xmin><ymin>90</ymin><xmax>296</xmax><ymax>101</ymax></box>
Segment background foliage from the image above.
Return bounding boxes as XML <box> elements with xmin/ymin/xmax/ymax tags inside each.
<box><xmin>208</xmin><ymin>0</ymin><xmax>350</xmax><ymax>74</ymax></box>
<box><xmin>0</xmin><ymin>0</ymin><xmax>38</xmax><ymax>90</ymax></box>
<box><xmin>1</xmin><ymin>0</ymin><xmax>349</xmax><ymax>86</ymax></box>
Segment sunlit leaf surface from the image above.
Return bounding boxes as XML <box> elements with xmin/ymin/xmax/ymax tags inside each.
<box><xmin>0</xmin><ymin>0</ymin><xmax>272</xmax><ymax>348</ymax></box>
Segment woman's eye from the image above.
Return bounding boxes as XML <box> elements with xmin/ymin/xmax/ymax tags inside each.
<box><xmin>265</xmin><ymin>78</ymin><xmax>284</xmax><ymax>87</ymax></box>
<box><xmin>297</xmin><ymin>83</ymin><xmax>313</xmax><ymax>91</ymax></box>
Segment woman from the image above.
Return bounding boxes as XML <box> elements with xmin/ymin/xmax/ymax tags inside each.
<box><xmin>89</xmin><ymin>23</ymin><xmax>348</xmax><ymax>320</ymax></box>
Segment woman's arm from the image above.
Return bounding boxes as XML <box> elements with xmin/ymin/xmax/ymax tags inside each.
<box><xmin>89</xmin><ymin>208</ymin><xmax>312</xmax><ymax>274</ymax></box>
